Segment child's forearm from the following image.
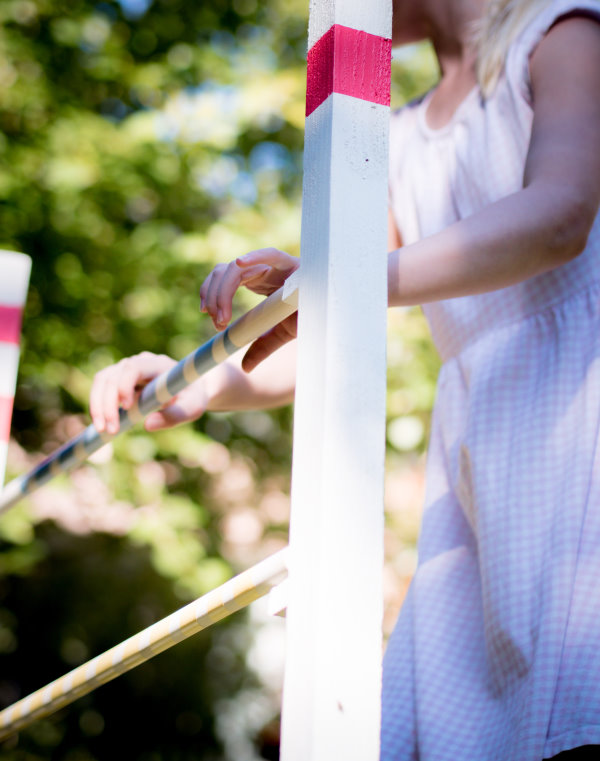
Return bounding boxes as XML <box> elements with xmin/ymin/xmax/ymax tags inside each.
<box><xmin>203</xmin><ymin>340</ymin><xmax>296</xmax><ymax>412</ymax></box>
<box><xmin>388</xmin><ymin>181</ymin><xmax>594</xmax><ymax>307</ymax></box>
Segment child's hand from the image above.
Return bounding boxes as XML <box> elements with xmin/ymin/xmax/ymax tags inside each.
<box><xmin>200</xmin><ymin>248</ymin><xmax>299</xmax><ymax>331</ymax></box>
<box><xmin>90</xmin><ymin>351</ymin><xmax>209</xmax><ymax>434</ymax></box>
<box><xmin>199</xmin><ymin>248</ymin><xmax>299</xmax><ymax>371</ymax></box>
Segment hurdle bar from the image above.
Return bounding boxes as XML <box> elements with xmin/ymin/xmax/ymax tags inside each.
<box><xmin>0</xmin><ymin>271</ymin><xmax>299</xmax><ymax>516</ymax></box>
<box><xmin>0</xmin><ymin>547</ymin><xmax>288</xmax><ymax>741</ymax></box>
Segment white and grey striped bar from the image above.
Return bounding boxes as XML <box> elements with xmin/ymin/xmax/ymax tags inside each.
<box><xmin>0</xmin><ymin>273</ymin><xmax>299</xmax><ymax>515</ymax></box>
<box><xmin>0</xmin><ymin>548</ymin><xmax>289</xmax><ymax>741</ymax></box>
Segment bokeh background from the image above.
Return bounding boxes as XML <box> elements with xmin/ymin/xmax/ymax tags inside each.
<box><xmin>0</xmin><ymin>1</ymin><xmax>440</xmax><ymax>759</ymax></box>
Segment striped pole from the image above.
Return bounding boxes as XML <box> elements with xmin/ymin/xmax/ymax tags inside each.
<box><xmin>0</xmin><ymin>271</ymin><xmax>299</xmax><ymax>515</ymax></box>
<box><xmin>281</xmin><ymin>2</ymin><xmax>391</xmax><ymax>760</ymax></box>
<box><xmin>0</xmin><ymin>251</ymin><xmax>32</xmax><ymax>488</ymax></box>
<box><xmin>0</xmin><ymin>548</ymin><xmax>288</xmax><ymax>741</ymax></box>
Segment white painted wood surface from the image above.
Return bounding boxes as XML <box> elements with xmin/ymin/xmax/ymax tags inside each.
<box><xmin>307</xmin><ymin>0</ymin><xmax>391</xmax><ymax>44</ymax></box>
<box><xmin>280</xmin><ymin>1</ymin><xmax>392</xmax><ymax>759</ymax></box>
<box><xmin>0</xmin><ymin>251</ymin><xmax>31</xmax><ymax>487</ymax></box>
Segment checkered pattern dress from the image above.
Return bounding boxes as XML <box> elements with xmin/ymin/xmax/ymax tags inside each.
<box><xmin>383</xmin><ymin>2</ymin><xmax>600</xmax><ymax>759</ymax></box>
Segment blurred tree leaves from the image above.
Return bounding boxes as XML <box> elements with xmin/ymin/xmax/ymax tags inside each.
<box><xmin>0</xmin><ymin>2</ymin><xmax>439</xmax><ymax>758</ymax></box>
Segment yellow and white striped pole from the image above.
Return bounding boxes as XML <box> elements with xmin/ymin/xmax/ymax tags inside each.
<box><xmin>0</xmin><ymin>548</ymin><xmax>288</xmax><ymax>741</ymax></box>
<box><xmin>0</xmin><ymin>272</ymin><xmax>299</xmax><ymax>515</ymax></box>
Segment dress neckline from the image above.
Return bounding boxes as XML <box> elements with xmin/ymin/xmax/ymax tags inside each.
<box><xmin>417</xmin><ymin>84</ymin><xmax>481</xmax><ymax>139</ymax></box>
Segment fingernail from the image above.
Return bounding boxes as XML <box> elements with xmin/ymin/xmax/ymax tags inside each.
<box><xmin>217</xmin><ymin>309</ymin><xmax>223</xmax><ymax>324</ymax></box>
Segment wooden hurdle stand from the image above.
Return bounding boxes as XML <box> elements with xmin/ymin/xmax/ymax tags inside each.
<box><xmin>0</xmin><ymin>251</ymin><xmax>31</xmax><ymax>488</ymax></box>
<box><xmin>281</xmin><ymin>2</ymin><xmax>391</xmax><ymax>760</ymax></box>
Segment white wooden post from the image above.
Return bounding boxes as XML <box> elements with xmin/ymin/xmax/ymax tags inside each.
<box><xmin>280</xmin><ymin>1</ymin><xmax>392</xmax><ymax>759</ymax></box>
<box><xmin>0</xmin><ymin>251</ymin><xmax>31</xmax><ymax>487</ymax></box>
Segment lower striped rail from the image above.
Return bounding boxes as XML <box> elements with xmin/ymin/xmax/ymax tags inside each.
<box><xmin>0</xmin><ymin>548</ymin><xmax>288</xmax><ymax>741</ymax></box>
<box><xmin>0</xmin><ymin>271</ymin><xmax>299</xmax><ymax>515</ymax></box>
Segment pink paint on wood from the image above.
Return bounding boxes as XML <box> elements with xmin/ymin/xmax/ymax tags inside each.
<box><xmin>305</xmin><ymin>24</ymin><xmax>391</xmax><ymax>117</ymax></box>
<box><xmin>0</xmin><ymin>395</ymin><xmax>14</xmax><ymax>443</ymax></box>
<box><xmin>0</xmin><ymin>306</ymin><xmax>23</xmax><ymax>345</ymax></box>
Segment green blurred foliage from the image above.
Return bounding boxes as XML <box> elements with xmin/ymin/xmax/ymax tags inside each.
<box><xmin>0</xmin><ymin>2</ymin><xmax>440</xmax><ymax>758</ymax></box>
<box><xmin>0</xmin><ymin>523</ymin><xmax>257</xmax><ymax>761</ymax></box>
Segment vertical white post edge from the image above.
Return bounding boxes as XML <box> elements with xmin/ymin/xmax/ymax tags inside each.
<box><xmin>281</xmin><ymin>1</ymin><xmax>392</xmax><ymax>759</ymax></box>
<box><xmin>0</xmin><ymin>251</ymin><xmax>31</xmax><ymax>487</ymax></box>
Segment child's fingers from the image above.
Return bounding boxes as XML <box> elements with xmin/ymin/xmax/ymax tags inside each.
<box><xmin>132</xmin><ymin>352</ymin><xmax>176</xmax><ymax>381</ymax></box>
<box><xmin>236</xmin><ymin>248</ymin><xmax>298</xmax><ymax>273</ymax></box>
<box><xmin>237</xmin><ymin>250</ymin><xmax>299</xmax><ymax>295</ymax></box>
<box><xmin>199</xmin><ymin>270</ymin><xmax>214</xmax><ymax>313</ymax></box>
<box><xmin>115</xmin><ymin>358</ymin><xmax>141</xmax><ymax>411</ymax></box>
<box><xmin>90</xmin><ymin>370</ymin><xmax>109</xmax><ymax>432</ymax></box>
<box><xmin>144</xmin><ymin>383</ymin><xmax>208</xmax><ymax>431</ymax></box>
<box><xmin>200</xmin><ymin>249</ymin><xmax>298</xmax><ymax>330</ymax></box>
<box><xmin>99</xmin><ymin>358</ymin><xmax>143</xmax><ymax>434</ymax></box>
<box><xmin>201</xmin><ymin>262</ymin><xmax>231</xmax><ymax>327</ymax></box>
<box><xmin>90</xmin><ymin>353</ymin><xmax>175</xmax><ymax>435</ymax></box>
<box><xmin>144</xmin><ymin>405</ymin><xmax>189</xmax><ymax>431</ymax></box>
<box><xmin>203</xmin><ymin>261</ymin><xmax>262</xmax><ymax>329</ymax></box>
<box><xmin>214</xmin><ymin>264</ymin><xmax>274</xmax><ymax>328</ymax></box>
<box><xmin>213</xmin><ymin>262</ymin><xmax>249</xmax><ymax>328</ymax></box>
<box><xmin>102</xmin><ymin>368</ymin><xmax>122</xmax><ymax>435</ymax></box>
<box><xmin>241</xmin><ymin>312</ymin><xmax>298</xmax><ymax>372</ymax></box>
<box><xmin>144</xmin><ymin>411</ymin><xmax>173</xmax><ymax>431</ymax></box>
<box><xmin>120</xmin><ymin>353</ymin><xmax>176</xmax><ymax>416</ymax></box>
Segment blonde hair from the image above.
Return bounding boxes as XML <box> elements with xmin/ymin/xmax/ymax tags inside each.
<box><xmin>474</xmin><ymin>0</ymin><xmax>580</xmax><ymax>97</ymax></box>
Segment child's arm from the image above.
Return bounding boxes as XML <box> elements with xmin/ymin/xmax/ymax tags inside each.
<box><xmin>90</xmin><ymin>342</ymin><xmax>297</xmax><ymax>435</ymax></box>
<box><xmin>202</xmin><ymin>20</ymin><xmax>599</xmax><ymax>361</ymax></box>
<box><xmin>90</xmin><ymin>249</ymin><xmax>300</xmax><ymax>433</ymax></box>
<box><xmin>388</xmin><ymin>15</ymin><xmax>600</xmax><ymax>307</ymax></box>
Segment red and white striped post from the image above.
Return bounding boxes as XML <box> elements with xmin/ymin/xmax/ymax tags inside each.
<box><xmin>0</xmin><ymin>251</ymin><xmax>31</xmax><ymax>487</ymax></box>
<box><xmin>281</xmin><ymin>2</ymin><xmax>392</xmax><ymax>760</ymax></box>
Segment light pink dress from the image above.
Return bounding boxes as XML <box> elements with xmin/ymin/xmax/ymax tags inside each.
<box><xmin>383</xmin><ymin>2</ymin><xmax>600</xmax><ymax>759</ymax></box>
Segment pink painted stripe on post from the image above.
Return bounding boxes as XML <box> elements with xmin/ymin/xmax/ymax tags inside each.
<box><xmin>0</xmin><ymin>395</ymin><xmax>14</xmax><ymax>443</ymax></box>
<box><xmin>306</xmin><ymin>24</ymin><xmax>392</xmax><ymax>117</ymax></box>
<box><xmin>0</xmin><ymin>306</ymin><xmax>24</xmax><ymax>345</ymax></box>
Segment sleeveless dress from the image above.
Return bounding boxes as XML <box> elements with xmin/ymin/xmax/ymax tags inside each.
<box><xmin>382</xmin><ymin>2</ymin><xmax>600</xmax><ymax>759</ymax></box>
